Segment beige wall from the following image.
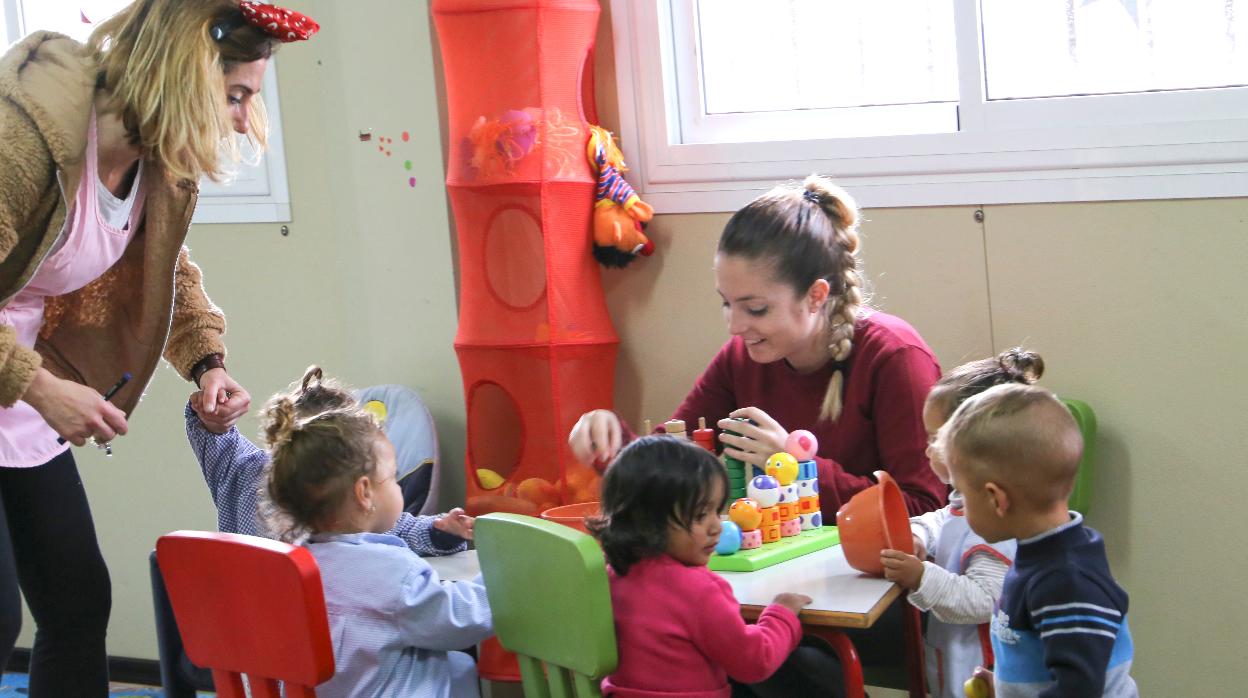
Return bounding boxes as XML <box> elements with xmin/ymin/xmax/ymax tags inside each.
<box><xmin>14</xmin><ymin>3</ymin><xmax>1245</xmax><ymax>697</ymax></box>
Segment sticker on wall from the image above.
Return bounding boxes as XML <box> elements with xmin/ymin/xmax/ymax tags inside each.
<box><xmin>361</xmin><ymin>128</ymin><xmax>419</xmax><ymax>189</ymax></box>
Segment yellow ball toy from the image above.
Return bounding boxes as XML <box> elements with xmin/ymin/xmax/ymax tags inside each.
<box><xmin>765</xmin><ymin>452</ymin><xmax>799</xmax><ymax>486</ymax></box>
<box><xmin>964</xmin><ymin>675</ymin><xmax>991</xmax><ymax>698</ymax></box>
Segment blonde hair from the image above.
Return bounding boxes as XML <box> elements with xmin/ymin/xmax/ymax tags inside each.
<box><xmin>935</xmin><ymin>383</ymin><xmax>1082</xmax><ymax>510</ymax></box>
<box><xmin>927</xmin><ymin>348</ymin><xmax>1045</xmax><ymax>421</ymax></box>
<box><xmin>88</xmin><ymin>0</ymin><xmax>277</xmax><ymax>183</ymax></box>
<box><xmin>261</xmin><ymin>367</ymin><xmax>382</xmax><ymax>541</ymax></box>
<box><xmin>718</xmin><ymin>174</ymin><xmax>866</xmax><ymax>421</ymax></box>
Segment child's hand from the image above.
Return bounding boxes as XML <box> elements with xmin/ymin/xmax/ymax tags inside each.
<box><xmin>189</xmin><ymin>390</ymin><xmax>229</xmax><ymax>435</ymax></box>
<box><xmin>964</xmin><ymin>666</ymin><xmax>994</xmax><ymax>698</ymax></box>
<box><xmin>880</xmin><ymin>549</ymin><xmax>925</xmax><ymax>590</ymax></box>
<box><xmin>433</xmin><ymin>508</ymin><xmax>474</xmax><ymax>540</ymax></box>
<box><xmin>913</xmin><ymin>534</ymin><xmax>927</xmax><ymax>560</ymax></box>
<box><xmin>771</xmin><ymin>592</ymin><xmax>813</xmax><ymax>616</ymax></box>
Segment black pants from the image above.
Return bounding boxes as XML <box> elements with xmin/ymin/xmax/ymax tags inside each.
<box><xmin>731</xmin><ymin>634</ymin><xmax>846</xmax><ymax>698</ymax></box>
<box><xmin>0</xmin><ymin>450</ymin><xmax>111</xmax><ymax>696</ymax></box>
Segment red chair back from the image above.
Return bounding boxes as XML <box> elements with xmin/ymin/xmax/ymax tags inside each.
<box><xmin>155</xmin><ymin>531</ymin><xmax>335</xmax><ymax>698</ymax></box>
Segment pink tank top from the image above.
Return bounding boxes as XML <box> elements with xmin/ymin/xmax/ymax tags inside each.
<box><xmin>0</xmin><ymin>109</ymin><xmax>146</xmax><ymax>467</ymax></box>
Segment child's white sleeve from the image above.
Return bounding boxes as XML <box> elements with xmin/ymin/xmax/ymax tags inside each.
<box><xmin>909</xmin><ymin>507</ymin><xmax>950</xmax><ymax>555</ymax></box>
<box><xmin>906</xmin><ymin>550</ymin><xmax>1010</xmax><ymax>624</ymax></box>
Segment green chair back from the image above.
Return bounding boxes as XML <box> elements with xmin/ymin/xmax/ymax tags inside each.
<box><xmin>475</xmin><ymin>513</ymin><xmax>617</xmax><ymax>698</ymax></box>
<box><xmin>1063</xmin><ymin>398</ymin><xmax>1097</xmax><ymax>514</ymax></box>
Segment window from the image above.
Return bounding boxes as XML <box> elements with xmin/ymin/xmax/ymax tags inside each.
<box><xmin>3</xmin><ymin>0</ymin><xmax>292</xmax><ymax>223</ymax></box>
<box><xmin>611</xmin><ymin>0</ymin><xmax>1248</xmax><ymax>211</ymax></box>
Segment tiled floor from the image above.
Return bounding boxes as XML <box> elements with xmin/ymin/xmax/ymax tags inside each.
<box><xmin>0</xmin><ymin>673</ymin><xmax>214</xmax><ymax>697</ymax></box>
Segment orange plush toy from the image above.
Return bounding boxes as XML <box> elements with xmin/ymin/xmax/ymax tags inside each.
<box><xmin>587</xmin><ymin>125</ymin><xmax>655</xmax><ymax>268</ymax></box>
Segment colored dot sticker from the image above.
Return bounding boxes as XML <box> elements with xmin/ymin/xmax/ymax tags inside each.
<box><xmin>385</xmin><ymin>150</ymin><xmax>392</xmax><ymax>157</ymax></box>
<box><xmin>401</xmin><ymin>131</ymin><xmax>410</xmax><ymax>142</ymax></box>
<box><xmin>404</xmin><ymin>160</ymin><xmax>413</xmax><ymax>170</ymax></box>
<box><xmin>408</xmin><ymin>177</ymin><xmax>417</xmax><ymax>187</ymax></box>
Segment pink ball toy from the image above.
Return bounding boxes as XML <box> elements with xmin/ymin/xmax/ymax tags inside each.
<box><xmin>784</xmin><ymin>430</ymin><xmax>818</xmax><ymax>461</ymax></box>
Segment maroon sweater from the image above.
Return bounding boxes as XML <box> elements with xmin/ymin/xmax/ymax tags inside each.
<box><xmin>669</xmin><ymin>311</ymin><xmax>946</xmax><ymax>517</ymax></box>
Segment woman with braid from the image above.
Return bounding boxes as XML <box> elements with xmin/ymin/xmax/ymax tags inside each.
<box><xmin>569</xmin><ymin>175</ymin><xmax>945</xmax><ymax>519</ymax></box>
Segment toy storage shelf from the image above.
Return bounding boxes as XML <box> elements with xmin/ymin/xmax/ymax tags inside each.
<box><xmin>708</xmin><ymin>527</ymin><xmax>840</xmax><ymax>572</ymax></box>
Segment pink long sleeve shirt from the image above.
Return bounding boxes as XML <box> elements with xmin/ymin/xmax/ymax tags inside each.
<box><xmin>602</xmin><ymin>555</ymin><xmax>802</xmax><ymax>698</ymax></box>
<box><xmin>670</xmin><ymin>311</ymin><xmax>946</xmax><ymax>516</ymax></box>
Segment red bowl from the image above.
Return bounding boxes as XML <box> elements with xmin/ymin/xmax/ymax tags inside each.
<box><xmin>539</xmin><ymin>501</ymin><xmax>601</xmax><ymax>535</ymax></box>
<box><xmin>836</xmin><ymin>471</ymin><xmax>913</xmax><ymax>575</ymax></box>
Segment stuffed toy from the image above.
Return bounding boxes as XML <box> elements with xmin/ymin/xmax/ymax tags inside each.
<box><xmin>587</xmin><ymin>125</ymin><xmax>655</xmax><ymax>268</ymax></box>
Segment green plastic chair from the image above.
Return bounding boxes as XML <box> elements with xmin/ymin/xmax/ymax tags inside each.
<box><xmin>475</xmin><ymin>513</ymin><xmax>617</xmax><ymax>698</ymax></box>
<box><xmin>1063</xmin><ymin>398</ymin><xmax>1097</xmax><ymax>514</ymax></box>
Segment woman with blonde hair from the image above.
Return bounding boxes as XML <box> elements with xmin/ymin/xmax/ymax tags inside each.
<box><xmin>0</xmin><ymin>1</ymin><xmax>316</xmax><ymax>692</ymax></box>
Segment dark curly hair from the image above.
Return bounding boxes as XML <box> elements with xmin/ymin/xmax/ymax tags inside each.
<box><xmin>586</xmin><ymin>435</ymin><xmax>729</xmax><ymax>575</ymax></box>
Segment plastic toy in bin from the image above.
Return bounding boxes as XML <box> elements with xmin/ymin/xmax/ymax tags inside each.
<box><xmin>836</xmin><ymin>470</ymin><xmax>913</xmax><ymax>575</ymax></box>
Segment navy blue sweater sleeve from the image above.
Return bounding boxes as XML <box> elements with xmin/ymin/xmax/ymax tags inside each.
<box><xmin>1028</xmin><ymin>568</ymin><xmax>1127</xmax><ymax>698</ymax></box>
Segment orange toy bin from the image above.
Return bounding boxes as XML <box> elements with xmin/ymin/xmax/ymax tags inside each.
<box><xmin>540</xmin><ymin>501</ymin><xmax>601</xmax><ymax>535</ymax></box>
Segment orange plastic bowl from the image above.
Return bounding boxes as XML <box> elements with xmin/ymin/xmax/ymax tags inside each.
<box><xmin>540</xmin><ymin>501</ymin><xmax>601</xmax><ymax>535</ymax></box>
<box><xmin>836</xmin><ymin>471</ymin><xmax>913</xmax><ymax>575</ymax></box>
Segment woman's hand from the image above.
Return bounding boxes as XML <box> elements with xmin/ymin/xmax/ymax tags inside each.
<box><xmin>195</xmin><ymin>368</ymin><xmax>250</xmax><ymax>433</ymax></box>
<box><xmin>717</xmin><ymin>406</ymin><xmax>789</xmax><ymax>469</ymax></box>
<box><xmin>568</xmin><ymin>409</ymin><xmax>623</xmax><ymax>469</ymax></box>
<box><xmin>24</xmin><ymin>368</ymin><xmax>128</xmax><ymax>446</ymax></box>
<box><xmin>880</xmin><ymin>549</ymin><xmax>925</xmax><ymax>591</ymax></box>
<box><xmin>433</xmin><ymin>507</ymin><xmax>475</xmax><ymax>540</ymax></box>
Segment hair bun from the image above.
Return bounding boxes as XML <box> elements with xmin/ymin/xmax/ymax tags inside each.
<box><xmin>997</xmin><ymin>347</ymin><xmax>1045</xmax><ymax>383</ymax></box>
<box><xmin>300</xmin><ymin>365</ymin><xmax>324</xmax><ymax>393</ymax></box>
<box><xmin>801</xmin><ymin>174</ymin><xmax>859</xmax><ymax>231</ymax></box>
<box><xmin>263</xmin><ymin>397</ymin><xmax>299</xmax><ymax>449</ymax></box>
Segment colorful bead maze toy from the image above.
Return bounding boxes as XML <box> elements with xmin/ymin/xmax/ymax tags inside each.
<box><xmin>709</xmin><ymin>433</ymin><xmax>838</xmax><ymax>572</ymax></box>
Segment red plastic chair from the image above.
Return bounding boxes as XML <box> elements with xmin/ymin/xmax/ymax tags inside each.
<box><xmin>804</xmin><ymin>627</ymin><xmax>866</xmax><ymax>698</ymax></box>
<box><xmin>155</xmin><ymin>531</ymin><xmax>335</xmax><ymax>698</ymax></box>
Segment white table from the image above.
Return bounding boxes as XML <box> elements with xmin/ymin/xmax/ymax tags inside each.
<box><xmin>716</xmin><ymin>543</ymin><xmax>900</xmax><ymax>629</ymax></box>
<box><xmin>427</xmin><ymin>549</ymin><xmax>480</xmax><ymax>582</ymax></box>
<box><xmin>426</xmin><ymin>545</ymin><xmax>898</xmax><ymax>629</ymax></box>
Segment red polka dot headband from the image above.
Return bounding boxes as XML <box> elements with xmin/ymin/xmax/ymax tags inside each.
<box><xmin>211</xmin><ymin>1</ymin><xmax>319</xmax><ymax>43</ymax></box>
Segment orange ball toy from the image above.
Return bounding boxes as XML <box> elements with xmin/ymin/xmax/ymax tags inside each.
<box><xmin>728</xmin><ymin>498</ymin><xmax>763</xmax><ymax>531</ymax></box>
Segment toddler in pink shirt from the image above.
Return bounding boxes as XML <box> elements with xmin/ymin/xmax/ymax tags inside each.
<box><xmin>589</xmin><ymin>436</ymin><xmax>842</xmax><ymax>697</ymax></box>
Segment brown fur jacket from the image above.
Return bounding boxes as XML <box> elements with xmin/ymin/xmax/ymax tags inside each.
<box><xmin>0</xmin><ymin>32</ymin><xmax>226</xmax><ymax>415</ymax></box>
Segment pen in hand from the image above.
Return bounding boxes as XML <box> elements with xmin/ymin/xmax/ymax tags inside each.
<box><xmin>56</xmin><ymin>372</ymin><xmax>132</xmax><ymax>448</ymax></box>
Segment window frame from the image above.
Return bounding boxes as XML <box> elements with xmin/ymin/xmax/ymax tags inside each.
<box><xmin>610</xmin><ymin>0</ymin><xmax>1248</xmax><ymax>212</ymax></box>
<box><xmin>2</xmin><ymin>0</ymin><xmax>292</xmax><ymax>224</ymax></box>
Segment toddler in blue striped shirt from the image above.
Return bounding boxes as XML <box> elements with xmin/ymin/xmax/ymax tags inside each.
<box><xmin>262</xmin><ymin>375</ymin><xmax>494</xmax><ymax>698</ymax></box>
<box><xmin>935</xmin><ymin>383</ymin><xmax>1137</xmax><ymax>698</ymax></box>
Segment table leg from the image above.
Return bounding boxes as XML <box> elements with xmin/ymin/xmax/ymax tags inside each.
<box><xmin>902</xmin><ymin>594</ymin><xmax>925</xmax><ymax>698</ymax></box>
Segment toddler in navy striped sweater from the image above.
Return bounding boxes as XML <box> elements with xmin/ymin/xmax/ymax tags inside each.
<box><xmin>935</xmin><ymin>383</ymin><xmax>1137</xmax><ymax>698</ymax></box>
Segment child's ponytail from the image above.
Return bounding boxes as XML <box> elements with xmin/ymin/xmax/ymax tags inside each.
<box><xmin>259</xmin><ymin>372</ymin><xmax>383</xmax><ymax>541</ymax></box>
<box><xmin>928</xmin><ymin>347</ymin><xmax>1047</xmax><ymax>418</ymax></box>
